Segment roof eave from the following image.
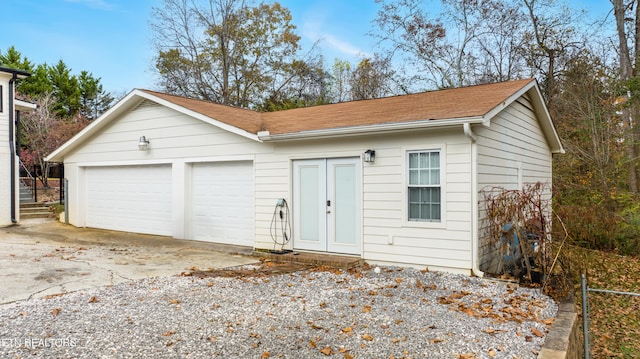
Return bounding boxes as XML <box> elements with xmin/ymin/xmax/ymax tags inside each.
<box><xmin>136</xmin><ymin>91</ymin><xmax>262</xmax><ymax>143</ymax></box>
<box><xmin>45</xmin><ymin>90</ymin><xmax>141</xmax><ymax>162</ymax></box>
<box><xmin>481</xmin><ymin>79</ymin><xmax>564</xmax><ymax>154</ymax></box>
<box><xmin>258</xmin><ymin>116</ymin><xmax>486</xmax><ymax>141</ymax></box>
<box><xmin>15</xmin><ymin>99</ymin><xmax>37</xmax><ymax>111</ymax></box>
<box><xmin>45</xmin><ymin>89</ymin><xmax>264</xmax><ymax>162</ymax></box>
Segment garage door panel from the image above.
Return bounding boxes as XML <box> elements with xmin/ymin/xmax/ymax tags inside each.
<box><xmin>85</xmin><ymin>165</ymin><xmax>172</xmax><ymax>236</ymax></box>
<box><xmin>191</xmin><ymin>161</ymin><xmax>254</xmax><ymax>246</ymax></box>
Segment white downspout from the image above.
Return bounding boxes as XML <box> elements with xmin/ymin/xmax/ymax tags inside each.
<box><xmin>463</xmin><ymin>123</ymin><xmax>484</xmax><ymax>277</ymax></box>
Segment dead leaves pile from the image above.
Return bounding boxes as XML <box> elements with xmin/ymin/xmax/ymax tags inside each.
<box><xmin>435</xmin><ymin>287</ymin><xmax>555</xmax><ymax>327</ymax></box>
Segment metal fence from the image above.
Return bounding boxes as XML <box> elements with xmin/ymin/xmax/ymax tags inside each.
<box><xmin>580</xmin><ymin>273</ymin><xmax>640</xmax><ymax>359</ymax></box>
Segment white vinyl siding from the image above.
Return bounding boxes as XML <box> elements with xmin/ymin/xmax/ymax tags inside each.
<box><xmin>254</xmin><ymin>130</ymin><xmax>473</xmax><ymax>273</ymax></box>
<box><xmin>474</xmin><ymin>94</ymin><xmax>554</xmax><ymax>271</ymax></box>
<box><xmin>408</xmin><ymin>150</ymin><xmax>441</xmax><ymax>222</ymax></box>
<box><xmin>64</xmin><ymin>102</ymin><xmax>268</xmax><ymax>164</ymax></box>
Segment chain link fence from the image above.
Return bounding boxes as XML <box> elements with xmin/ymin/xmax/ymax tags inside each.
<box><xmin>580</xmin><ymin>273</ymin><xmax>640</xmax><ymax>358</ymax></box>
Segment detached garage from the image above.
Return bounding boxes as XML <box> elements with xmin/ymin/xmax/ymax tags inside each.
<box><xmin>46</xmin><ymin>80</ymin><xmax>563</xmax><ymax>275</ymax></box>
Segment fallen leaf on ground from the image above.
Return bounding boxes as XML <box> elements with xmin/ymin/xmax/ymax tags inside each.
<box><xmin>531</xmin><ymin>328</ymin><xmax>543</xmax><ymax>337</ymax></box>
<box><xmin>51</xmin><ymin>308</ymin><xmax>62</xmax><ymax>317</ymax></box>
<box><xmin>320</xmin><ymin>347</ymin><xmax>333</xmax><ymax>355</ymax></box>
<box><xmin>362</xmin><ymin>334</ymin><xmax>373</xmax><ymax>341</ymax></box>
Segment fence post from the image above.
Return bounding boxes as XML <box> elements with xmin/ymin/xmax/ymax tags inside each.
<box><xmin>581</xmin><ymin>273</ymin><xmax>590</xmax><ymax>359</ymax></box>
<box><xmin>64</xmin><ymin>178</ymin><xmax>69</xmax><ymax>225</ymax></box>
<box><xmin>59</xmin><ymin>163</ymin><xmax>64</xmax><ymax>204</ymax></box>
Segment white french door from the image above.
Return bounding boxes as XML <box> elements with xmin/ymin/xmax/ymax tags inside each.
<box><xmin>293</xmin><ymin>158</ymin><xmax>361</xmax><ymax>255</ymax></box>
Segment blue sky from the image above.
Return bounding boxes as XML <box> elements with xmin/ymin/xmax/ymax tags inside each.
<box><xmin>1</xmin><ymin>0</ymin><xmax>611</xmax><ymax>95</ymax></box>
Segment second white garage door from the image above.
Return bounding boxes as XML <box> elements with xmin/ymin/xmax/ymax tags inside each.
<box><xmin>85</xmin><ymin>165</ymin><xmax>173</xmax><ymax>236</ymax></box>
<box><xmin>190</xmin><ymin>161</ymin><xmax>254</xmax><ymax>246</ymax></box>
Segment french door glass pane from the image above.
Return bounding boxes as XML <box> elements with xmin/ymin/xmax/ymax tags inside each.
<box><xmin>299</xmin><ymin>167</ymin><xmax>320</xmax><ymax>242</ymax></box>
<box><xmin>334</xmin><ymin>165</ymin><xmax>356</xmax><ymax>245</ymax></box>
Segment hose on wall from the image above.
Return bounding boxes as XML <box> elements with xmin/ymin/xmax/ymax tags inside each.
<box><xmin>270</xmin><ymin>199</ymin><xmax>292</xmax><ymax>253</ymax></box>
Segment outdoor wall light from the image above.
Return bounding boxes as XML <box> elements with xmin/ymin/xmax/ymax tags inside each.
<box><xmin>364</xmin><ymin>149</ymin><xmax>375</xmax><ymax>163</ymax></box>
<box><xmin>138</xmin><ymin>136</ymin><xmax>150</xmax><ymax>151</ymax></box>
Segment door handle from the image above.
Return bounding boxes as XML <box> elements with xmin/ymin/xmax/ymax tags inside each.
<box><xmin>326</xmin><ymin>200</ymin><xmax>331</xmax><ymax>213</ymax></box>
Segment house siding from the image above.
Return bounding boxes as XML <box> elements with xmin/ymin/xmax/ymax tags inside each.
<box><xmin>62</xmin><ymin>101</ymin><xmax>274</xmax><ymax>237</ymax></box>
<box><xmin>474</xmin><ymin>94</ymin><xmax>553</xmax><ymax>271</ymax></box>
<box><xmin>253</xmin><ymin>129</ymin><xmax>473</xmax><ymax>273</ymax></box>
<box><xmin>0</xmin><ymin>73</ymin><xmax>13</xmax><ymax>226</ymax></box>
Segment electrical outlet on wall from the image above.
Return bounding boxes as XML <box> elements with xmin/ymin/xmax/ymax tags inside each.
<box><xmin>387</xmin><ymin>235</ymin><xmax>394</xmax><ymax>245</ymax></box>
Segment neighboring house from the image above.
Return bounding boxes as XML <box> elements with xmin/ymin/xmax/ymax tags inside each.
<box><xmin>0</xmin><ymin>66</ymin><xmax>35</xmax><ymax>227</ymax></box>
<box><xmin>45</xmin><ymin>79</ymin><xmax>563</xmax><ymax>275</ymax></box>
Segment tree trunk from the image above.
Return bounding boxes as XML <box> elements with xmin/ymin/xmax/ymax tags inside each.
<box><xmin>612</xmin><ymin>0</ymin><xmax>639</xmax><ymax>193</ymax></box>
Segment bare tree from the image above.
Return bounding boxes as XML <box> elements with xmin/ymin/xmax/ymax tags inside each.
<box><xmin>350</xmin><ymin>55</ymin><xmax>395</xmax><ymax>100</ymax></box>
<box><xmin>151</xmin><ymin>0</ymin><xmax>316</xmax><ymax>108</ymax></box>
<box><xmin>611</xmin><ymin>0</ymin><xmax>640</xmax><ymax>193</ymax></box>
<box><xmin>521</xmin><ymin>0</ymin><xmax>584</xmax><ymax>107</ymax></box>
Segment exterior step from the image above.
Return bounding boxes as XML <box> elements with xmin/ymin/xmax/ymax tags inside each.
<box><xmin>19</xmin><ymin>181</ymin><xmax>35</xmax><ymax>203</ymax></box>
<box><xmin>20</xmin><ymin>203</ymin><xmax>52</xmax><ymax>219</ymax></box>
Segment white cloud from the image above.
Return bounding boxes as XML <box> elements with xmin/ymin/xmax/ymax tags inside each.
<box><xmin>301</xmin><ymin>20</ymin><xmax>370</xmax><ymax>60</ymax></box>
<box><xmin>322</xmin><ymin>33</ymin><xmax>370</xmax><ymax>59</ymax></box>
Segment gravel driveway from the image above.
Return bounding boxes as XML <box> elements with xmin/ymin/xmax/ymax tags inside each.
<box><xmin>0</xmin><ymin>264</ymin><xmax>556</xmax><ymax>358</ymax></box>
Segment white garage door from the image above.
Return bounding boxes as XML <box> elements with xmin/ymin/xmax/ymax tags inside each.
<box><xmin>191</xmin><ymin>161</ymin><xmax>254</xmax><ymax>246</ymax></box>
<box><xmin>85</xmin><ymin>165</ymin><xmax>172</xmax><ymax>236</ymax></box>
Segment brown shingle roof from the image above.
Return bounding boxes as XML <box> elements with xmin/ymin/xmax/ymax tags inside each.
<box><xmin>139</xmin><ymin>90</ymin><xmax>264</xmax><ymax>134</ymax></box>
<box><xmin>141</xmin><ymin>79</ymin><xmax>534</xmax><ymax>136</ymax></box>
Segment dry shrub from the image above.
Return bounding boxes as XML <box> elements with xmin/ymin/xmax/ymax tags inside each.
<box><xmin>481</xmin><ymin>183</ymin><xmax>552</xmax><ymax>281</ymax></box>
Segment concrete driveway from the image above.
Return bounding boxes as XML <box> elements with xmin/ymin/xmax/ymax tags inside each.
<box><xmin>0</xmin><ymin>219</ymin><xmax>257</xmax><ymax>304</ymax></box>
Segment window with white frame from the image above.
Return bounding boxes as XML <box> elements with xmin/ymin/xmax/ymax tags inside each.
<box><xmin>408</xmin><ymin>150</ymin><xmax>441</xmax><ymax>221</ymax></box>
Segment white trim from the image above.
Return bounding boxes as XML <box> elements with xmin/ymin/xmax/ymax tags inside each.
<box><xmin>76</xmin><ymin>159</ymin><xmax>173</xmax><ymax>167</ymax></box>
<box><xmin>45</xmin><ymin>89</ymin><xmax>262</xmax><ymax>162</ymax></box>
<box><xmin>260</xmin><ymin>117</ymin><xmax>485</xmax><ymax>141</ymax></box>
<box><xmin>14</xmin><ymin>99</ymin><xmax>36</xmax><ymax>110</ymax></box>
<box><xmin>401</xmin><ymin>144</ymin><xmax>447</xmax><ymax>230</ymax></box>
<box><xmin>45</xmin><ymin>91</ymin><xmax>140</xmax><ymax>161</ymax></box>
<box><xmin>135</xmin><ymin>91</ymin><xmax>261</xmax><ymax>143</ymax></box>
<box><xmin>481</xmin><ymin>80</ymin><xmax>564</xmax><ymax>154</ymax></box>
<box><xmin>482</xmin><ymin>80</ymin><xmax>536</xmax><ymax>124</ymax></box>
<box><xmin>182</xmin><ymin>154</ymin><xmax>255</xmax><ymax>163</ymax></box>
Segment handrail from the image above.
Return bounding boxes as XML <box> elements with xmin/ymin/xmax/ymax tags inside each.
<box><xmin>18</xmin><ymin>159</ymin><xmax>37</xmax><ymax>202</ymax></box>
<box><xmin>19</xmin><ymin>159</ymin><xmax>33</xmax><ymax>179</ymax></box>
